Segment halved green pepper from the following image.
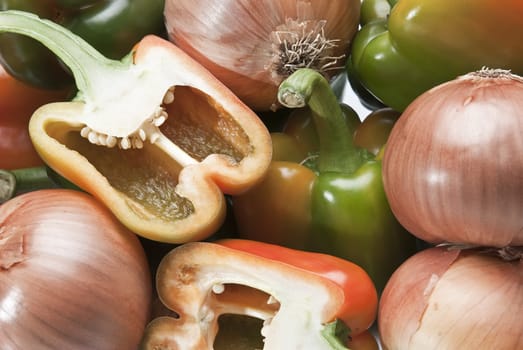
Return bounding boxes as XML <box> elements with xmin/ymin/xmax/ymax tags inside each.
<box><xmin>233</xmin><ymin>68</ymin><xmax>417</xmax><ymax>292</ymax></box>
<box><xmin>348</xmin><ymin>0</ymin><xmax>523</xmax><ymax>111</ymax></box>
<box><xmin>0</xmin><ymin>0</ymin><xmax>165</xmax><ymax>88</ymax></box>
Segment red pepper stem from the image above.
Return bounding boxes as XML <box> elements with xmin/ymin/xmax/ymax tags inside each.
<box><xmin>0</xmin><ymin>167</ymin><xmax>56</xmax><ymax>204</ymax></box>
<box><xmin>278</xmin><ymin>68</ymin><xmax>364</xmax><ymax>173</ymax></box>
<box><xmin>0</xmin><ymin>10</ymin><xmax>130</xmax><ymax>99</ymax></box>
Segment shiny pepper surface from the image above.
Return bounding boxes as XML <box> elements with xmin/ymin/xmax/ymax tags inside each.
<box><xmin>348</xmin><ymin>0</ymin><xmax>523</xmax><ymax>111</ymax></box>
<box><xmin>233</xmin><ymin>68</ymin><xmax>417</xmax><ymax>292</ymax></box>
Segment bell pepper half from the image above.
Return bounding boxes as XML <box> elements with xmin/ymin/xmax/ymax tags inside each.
<box><xmin>0</xmin><ymin>0</ymin><xmax>165</xmax><ymax>89</ymax></box>
<box><xmin>233</xmin><ymin>68</ymin><xmax>418</xmax><ymax>292</ymax></box>
<box><xmin>348</xmin><ymin>0</ymin><xmax>523</xmax><ymax>111</ymax></box>
<box><xmin>0</xmin><ymin>10</ymin><xmax>272</xmax><ymax>243</ymax></box>
<box><xmin>140</xmin><ymin>239</ymin><xmax>378</xmax><ymax>349</ymax></box>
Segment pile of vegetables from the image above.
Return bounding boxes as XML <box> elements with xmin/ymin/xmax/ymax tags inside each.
<box><xmin>0</xmin><ymin>0</ymin><xmax>521</xmax><ymax>349</ymax></box>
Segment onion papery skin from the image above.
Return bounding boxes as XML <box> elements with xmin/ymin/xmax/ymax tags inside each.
<box><xmin>382</xmin><ymin>69</ymin><xmax>523</xmax><ymax>247</ymax></box>
<box><xmin>0</xmin><ymin>189</ymin><xmax>151</xmax><ymax>349</ymax></box>
<box><xmin>164</xmin><ymin>0</ymin><xmax>360</xmax><ymax>111</ymax></box>
<box><xmin>378</xmin><ymin>246</ymin><xmax>523</xmax><ymax>350</ymax></box>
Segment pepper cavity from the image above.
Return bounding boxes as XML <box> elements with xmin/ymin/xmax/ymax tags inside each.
<box><xmin>142</xmin><ymin>240</ymin><xmax>377</xmax><ymax>349</ymax></box>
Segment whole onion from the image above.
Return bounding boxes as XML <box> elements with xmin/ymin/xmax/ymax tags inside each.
<box><xmin>383</xmin><ymin>68</ymin><xmax>523</xmax><ymax>247</ymax></box>
<box><xmin>164</xmin><ymin>0</ymin><xmax>360</xmax><ymax>111</ymax></box>
<box><xmin>0</xmin><ymin>189</ymin><xmax>151</xmax><ymax>349</ymax></box>
<box><xmin>378</xmin><ymin>246</ymin><xmax>523</xmax><ymax>350</ymax></box>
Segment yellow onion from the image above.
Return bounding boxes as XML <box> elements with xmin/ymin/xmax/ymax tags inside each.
<box><xmin>0</xmin><ymin>189</ymin><xmax>151</xmax><ymax>349</ymax></box>
<box><xmin>378</xmin><ymin>246</ymin><xmax>523</xmax><ymax>350</ymax></box>
<box><xmin>383</xmin><ymin>68</ymin><xmax>523</xmax><ymax>247</ymax></box>
<box><xmin>164</xmin><ymin>0</ymin><xmax>360</xmax><ymax>111</ymax></box>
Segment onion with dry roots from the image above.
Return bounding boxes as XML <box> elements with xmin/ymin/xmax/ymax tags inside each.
<box><xmin>378</xmin><ymin>246</ymin><xmax>523</xmax><ymax>350</ymax></box>
<box><xmin>164</xmin><ymin>0</ymin><xmax>361</xmax><ymax>111</ymax></box>
<box><xmin>0</xmin><ymin>189</ymin><xmax>152</xmax><ymax>349</ymax></box>
<box><xmin>383</xmin><ymin>68</ymin><xmax>523</xmax><ymax>247</ymax></box>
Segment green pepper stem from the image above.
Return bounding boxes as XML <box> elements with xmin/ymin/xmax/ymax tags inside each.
<box><xmin>0</xmin><ymin>10</ymin><xmax>129</xmax><ymax>100</ymax></box>
<box><xmin>0</xmin><ymin>167</ymin><xmax>57</xmax><ymax>203</ymax></box>
<box><xmin>278</xmin><ymin>68</ymin><xmax>366</xmax><ymax>173</ymax></box>
<box><xmin>0</xmin><ymin>170</ymin><xmax>16</xmax><ymax>204</ymax></box>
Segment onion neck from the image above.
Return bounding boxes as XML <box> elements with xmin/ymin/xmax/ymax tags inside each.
<box><xmin>269</xmin><ymin>19</ymin><xmax>343</xmax><ymax>83</ymax></box>
<box><xmin>461</xmin><ymin>67</ymin><xmax>523</xmax><ymax>83</ymax></box>
<box><xmin>483</xmin><ymin>246</ymin><xmax>522</xmax><ymax>262</ymax></box>
<box><xmin>440</xmin><ymin>243</ymin><xmax>523</xmax><ymax>262</ymax></box>
<box><xmin>277</xmin><ymin>68</ymin><xmax>371</xmax><ymax>174</ymax></box>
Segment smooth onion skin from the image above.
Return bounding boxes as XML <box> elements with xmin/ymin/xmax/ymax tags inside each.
<box><xmin>378</xmin><ymin>246</ymin><xmax>523</xmax><ymax>350</ymax></box>
<box><xmin>164</xmin><ymin>0</ymin><xmax>360</xmax><ymax>111</ymax></box>
<box><xmin>0</xmin><ymin>189</ymin><xmax>151</xmax><ymax>349</ymax></box>
<box><xmin>382</xmin><ymin>72</ymin><xmax>523</xmax><ymax>246</ymax></box>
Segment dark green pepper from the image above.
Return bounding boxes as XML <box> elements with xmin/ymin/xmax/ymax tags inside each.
<box><xmin>360</xmin><ymin>0</ymin><xmax>393</xmax><ymax>26</ymax></box>
<box><xmin>348</xmin><ymin>0</ymin><xmax>523</xmax><ymax>111</ymax></box>
<box><xmin>345</xmin><ymin>0</ymin><xmax>392</xmax><ymax>111</ymax></box>
<box><xmin>0</xmin><ymin>0</ymin><xmax>165</xmax><ymax>88</ymax></box>
<box><xmin>233</xmin><ymin>68</ymin><xmax>417</xmax><ymax>292</ymax></box>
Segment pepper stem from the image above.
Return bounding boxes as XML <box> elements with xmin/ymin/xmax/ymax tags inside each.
<box><xmin>0</xmin><ymin>10</ymin><xmax>129</xmax><ymax>100</ymax></box>
<box><xmin>278</xmin><ymin>68</ymin><xmax>367</xmax><ymax>173</ymax></box>
<box><xmin>0</xmin><ymin>10</ymin><xmax>176</xmax><ymax>146</ymax></box>
<box><xmin>0</xmin><ymin>167</ymin><xmax>57</xmax><ymax>204</ymax></box>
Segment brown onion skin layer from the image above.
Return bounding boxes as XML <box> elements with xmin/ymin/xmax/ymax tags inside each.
<box><xmin>382</xmin><ymin>72</ymin><xmax>523</xmax><ymax>247</ymax></box>
<box><xmin>0</xmin><ymin>189</ymin><xmax>151</xmax><ymax>349</ymax></box>
<box><xmin>164</xmin><ymin>0</ymin><xmax>361</xmax><ymax>111</ymax></box>
<box><xmin>378</xmin><ymin>246</ymin><xmax>523</xmax><ymax>350</ymax></box>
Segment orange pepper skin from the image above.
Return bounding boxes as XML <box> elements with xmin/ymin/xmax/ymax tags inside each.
<box><xmin>219</xmin><ymin>238</ymin><xmax>379</xmax><ymax>336</ymax></box>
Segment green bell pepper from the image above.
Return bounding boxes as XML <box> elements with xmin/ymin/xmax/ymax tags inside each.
<box><xmin>233</xmin><ymin>68</ymin><xmax>417</xmax><ymax>292</ymax></box>
<box><xmin>360</xmin><ymin>0</ymin><xmax>393</xmax><ymax>26</ymax></box>
<box><xmin>0</xmin><ymin>0</ymin><xmax>165</xmax><ymax>88</ymax></box>
<box><xmin>348</xmin><ymin>0</ymin><xmax>523</xmax><ymax>111</ymax></box>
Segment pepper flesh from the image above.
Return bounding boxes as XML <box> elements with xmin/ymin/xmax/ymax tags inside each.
<box><xmin>140</xmin><ymin>239</ymin><xmax>378</xmax><ymax>349</ymax></box>
<box><xmin>233</xmin><ymin>69</ymin><xmax>417</xmax><ymax>292</ymax></box>
<box><xmin>0</xmin><ymin>0</ymin><xmax>165</xmax><ymax>88</ymax></box>
<box><xmin>0</xmin><ymin>10</ymin><xmax>272</xmax><ymax>243</ymax></box>
<box><xmin>349</xmin><ymin>0</ymin><xmax>523</xmax><ymax>111</ymax></box>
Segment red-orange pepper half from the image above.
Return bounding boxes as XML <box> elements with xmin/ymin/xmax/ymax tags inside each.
<box><xmin>140</xmin><ymin>239</ymin><xmax>378</xmax><ymax>349</ymax></box>
<box><xmin>0</xmin><ymin>10</ymin><xmax>271</xmax><ymax>243</ymax></box>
